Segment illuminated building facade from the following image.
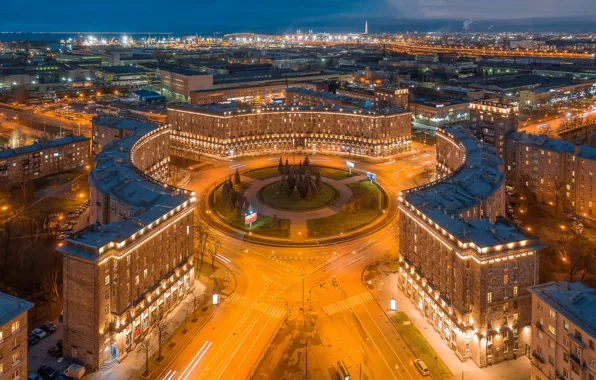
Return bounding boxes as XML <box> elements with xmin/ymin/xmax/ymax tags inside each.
<box><xmin>470</xmin><ymin>99</ymin><xmax>519</xmax><ymax>158</ymax></box>
<box><xmin>507</xmin><ymin>132</ymin><xmax>596</xmax><ymax>218</ymax></box>
<box><xmin>0</xmin><ymin>135</ymin><xmax>90</xmax><ymax>186</ymax></box>
<box><xmin>0</xmin><ymin>293</ymin><xmax>33</xmax><ymax>380</ymax></box>
<box><xmin>167</xmin><ymin>103</ymin><xmax>412</xmax><ymax>159</ymax></box>
<box><xmin>528</xmin><ymin>281</ymin><xmax>596</xmax><ymax>380</ymax></box>
<box><xmin>397</xmin><ymin>125</ymin><xmax>543</xmax><ymax>367</ymax></box>
<box><xmin>59</xmin><ymin>122</ymin><xmax>196</xmax><ymax>370</ymax></box>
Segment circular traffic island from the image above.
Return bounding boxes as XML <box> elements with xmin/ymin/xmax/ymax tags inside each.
<box><xmin>258</xmin><ymin>180</ymin><xmax>339</xmax><ymax>211</ymax></box>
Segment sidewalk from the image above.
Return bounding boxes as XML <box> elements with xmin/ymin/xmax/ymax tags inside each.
<box><xmin>364</xmin><ymin>260</ymin><xmax>531</xmax><ymax>380</ymax></box>
<box><xmin>83</xmin><ymin>264</ymin><xmax>235</xmax><ymax>380</ymax></box>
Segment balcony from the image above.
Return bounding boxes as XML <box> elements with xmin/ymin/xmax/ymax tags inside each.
<box><xmin>532</xmin><ymin>351</ymin><xmax>546</xmax><ymax>364</ymax></box>
<box><xmin>535</xmin><ymin>322</ymin><xmax>544</xmax><ymax>331</ymax></box>
<box><xmin>569</xmin><ymin>353</ymin><xmax>581</xmax><ymax>366</ymax></box>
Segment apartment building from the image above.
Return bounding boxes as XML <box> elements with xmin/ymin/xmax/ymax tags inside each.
<box><xmin>167</xmin><ymin>102</ymin><xmax>412</xmax><ymax>159</ymax></box>
<box><xmin>470</xmin><ymin>98</ymin><xmax>519</xmax><ymax>158</ymax></box>
<box><xmin>507</xmin><ymin>133</ymin><xmax>596</xmax><ymax>217</ymax></box>
<box><xmin>59</xmin><ymin>123</ymin><xmax>196</xmax><ymax>370</ymax></box>
<box><xmin>0</xmin><ymin>135</ymin><xmax>90</xmax><ymax>186</ymax></box>
<box><xmin>159</xmin><ymin>68</ymin><xmax>213</xmax><ymax>101</ymax></box>
<box><xmin>190</xmin><ymin>83</ymin><xmax>289</xmax><ymax>105</ymax></box>
<box><xmin>0</xmin><ymin>293</ymin><xmax>33</xmax><ymax>380</ymax></box>
<box><xmin>92</xmin><ymin>117</ymin><xmax>160</xmax><ymax>156</ymax></box>
<box><xmin>397</xmin><ymin>125</ymin><xmax>543</xmax><ymax>367</ymax></box>
<box><xmin>529</xmin><ymin>281</ymin><xmax>596</xmax><ymax>380</ymax></box>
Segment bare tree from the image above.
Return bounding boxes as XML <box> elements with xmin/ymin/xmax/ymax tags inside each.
<box><xmin>556</xmin><ymin>230</ymin><xmax>595</xmax><ymax>282</ymax></box>
<box><xmin>193</xmin><ymin>220</ymin><xmax>211</xmax><ymax>273</ymax></box>
<box><xmin>189</xmin><ymin>287</ymin><xmax>203</xmax><ymax>322</ymax></box>
<box><xmin>420</xmin><ymin>165</ymin><xmax>435</xmax><ymax>184</ymax></box>
<box><xmin>138</xmin><ymin>337</ymin><xmax>152</xmax><ymax>377</ymax></box>
<box><xmin>209</xmin><ymin>236</ymin><xmax>222</xmax><ymax>271</ymax></box>
<box><xmin>155</xmin><ymin>312</ymin><xmax>171</xmax><ymax>361</ymax></box>
<box><xmin>553</xmin><ymin>177</ymin><xmax>565</xmax><ymax>215</ymax></box>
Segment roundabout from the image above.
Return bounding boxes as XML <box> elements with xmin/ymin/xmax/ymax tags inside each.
<box><xmin>207</xmin><ymin>159</ymin><xmax>390</xmax><ymax>243</ymax></box>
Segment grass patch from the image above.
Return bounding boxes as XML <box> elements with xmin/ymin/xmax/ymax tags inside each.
<box><xmin>307</xmin><ymin>180</ymin><xmax>384</xmax><ymax>238</ymax></box>
<box><xmin>259</xmin><ymin>181</ymin><xmax>338</xmax><ymax>211</ymax></box>
<box><xmin>212</xmin><ymin>181</ymin><xmax>290</xmax><ymax>238</ymax></box>
<box><xmin>317</xmin><ymin>167</ymin><xmax>355</xmax><ymax>180</ymax></box>
<box><xmin>35</xmin><ymin>197</ymin><xmax>79</xmax><ymax>215</ymax></box>
<box><xmin>243</xmin><ymin>167</ymin><xmax>280</xmax><ymax>180</ymax></box>
<box><xmin>307</xmin><ymin>209</ymin><xmax>381</xmax><ymax>238</ymax></box>
<box><xmin>391</xmin><ymin>312</ymin><xmax>452</xmax><ymax>380</ymax></box>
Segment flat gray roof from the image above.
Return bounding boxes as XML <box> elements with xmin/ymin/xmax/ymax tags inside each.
<box><xmin>0</xmin><ymin>292</ymin><xmax>33</xmax><ymax>326</ymax></box>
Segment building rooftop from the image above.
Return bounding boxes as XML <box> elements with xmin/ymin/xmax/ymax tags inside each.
<box><xmin>167</xmin><ymin>101</ymin><xmax>406</xmax><ymax>117</ymax></box>
<box><xmin>286</xmin><ymin>87</ymin><xmax>372</xmax><ymax>108</ymax></box>
<box><xmin>402</xmin><ymin>125</ymin><xmax>539</xmax><ymax>248</ymax></box>
<box><xmin>62</xmin><ymin>123</ymin><xmax>192</xmax><ymax>258</ymax></box>
<box><xmin>529</xmin><ymin>281</ymin><xmax>596</xmax><ymax>339</ymax></box>
<box><xmin>96</xmin><ymin>66</ymin><xmax>149</xmax><ymax>74</ymax></box>
<box><xmin>160</xmin><ymin>67</ymin><xmax>209</xmax><ymax>76</ymax></box>
<box><xmin>93</xmin><ymin>116</ymin><xmax>159</xmax><ymax>131</ymax></box>
<box><xmin>410</xmin><ymin>96</ymin><xmax>470</xmax><ymax>108</ymax></box>
<box><xmin>0</xmin><ymin>292</ymin><xmax>33</xmax><ymax>326</ymax></box>
<box><xmin>509</xmin><ymin>132</ymin><xmax>577</xmax><ymax>154</ymax></box>
<box><xmin>0</xmin><ymin>135</ymin><xmax>89</xmax><ymax>160</ymax></box>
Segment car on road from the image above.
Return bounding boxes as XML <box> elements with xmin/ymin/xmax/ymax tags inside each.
<box><xmin>31</xmin><ymin>328</ymin><xmax>47</xmax><ymax>339</ymax></box>
<box><xmin>28</xmin><ymin>334</ymin><xmax>41</xmax><ymax>345</ymax></box>
<box><xmin>414</xmin><ymin>359</ymin><xmax>430</xmax><ymax>376</ymax></box>
<box><xmin>38</xmin><ymin>364</ymin><xmax>57</xmax><ymax>380</ymax></box>
<box><xmin>68</xmin><ymin>212</ymin><xmax>79</xmax><ymax>218</ymax></box>
<box><xmin>41</xmin><ymin>321</ymin><xmax>56</xmax><ymax>333</ymax></box>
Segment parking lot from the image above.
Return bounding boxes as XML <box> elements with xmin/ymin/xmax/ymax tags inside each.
<box><xmin>27</xmin><ymin>317</ymin><xmax>77</xmax><ymax>378</ymax></box>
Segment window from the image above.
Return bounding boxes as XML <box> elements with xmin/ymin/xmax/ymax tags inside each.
<box><xmin>538</xmin><ymin>301</ymin><xmax>543</xmax><ymax>311</ymax></box>
<box><xmin>487</xmin><ymin>292</ymin><xmax>492</xmax><ymax>303</ymax></box>
<box><xmin>11</xmin><ymin>321</ymin><xmax>19</xmax><ymax>333</ymax></box>
<box><xmin>549</xmin><ymin>340</ymin><xmax>555</xmax><ymax>349</ymax></box>
<box><xmin>11</xmin><ymin>369</ymin><xmax>18</xmax><ymax>380</ymax></box>
<box><xmin>564</xmin><ymin>321</ymin><xmax>569</xmax><ymax>331</ymax></box>
<box><xmin>12</xmin><ymin>352</ymin><xmax>19</xmax><ymax>363</ymax></box>
<box><xmin>549</xmin><ymin>325</ymin><xmax>556</xmax><ymax>336</ymax></box>
<box><xmin>105</xmin><ymin>275</ymin><xmax>110</xmax><ymax>286</ymax></box>
<box><xmin>549</xmin><ymin>309</ymin><xmax>556</xmax><ymax>318</ymax></box>
<box><xmin>0</xmin><ymin>331</ymin><xmax>2</xmax><ymax>341</ymax></box>
<box><xmin>590</xmin><ymin>340</ymin><xmax>594</xmax><ymax>350</ymax></box>
<box><xmin>513</xmin><ymin>286</ymin><xmax>518</xmax><ymax>296</ymax></box>
<box><xmin>565</xmin><ymin>337</ymin><xmax>570</xmax><ymax>347</ymax></box>
<box><xmin>143</xmin><ymin>269</ymin><xmax>148</xmax><ymax>279</ymax></box>
<box><xmin>504</xmin><ymin>274</ymin><xmax>509</xmax><ymax>284</ymax></box>
<box><xmin>135</xmin><ymin>276</ymin><xmax>139</xmax><ymax>285</ymax></box>
<box><xmin>104</xmin><ymin>305</ymin><xmax>109</xmax><ymax>315</ymax></box>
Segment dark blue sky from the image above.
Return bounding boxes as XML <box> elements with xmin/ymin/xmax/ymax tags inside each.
<box><xmin>2</xmin><ymin>0</ymin><xmax>596</xmax><ymax>33</ymax></box>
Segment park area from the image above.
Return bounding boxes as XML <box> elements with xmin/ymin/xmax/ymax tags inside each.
<box><xmin>307</xmin><ymin>180</ymin><xmax>385</xmax><ymax>238</ymax></box>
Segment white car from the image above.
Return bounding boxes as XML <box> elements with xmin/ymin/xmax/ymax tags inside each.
<box><xmin>31</xmin><ymin>328</ymin><xmax>46</xmax><ymax>339</ymax></box>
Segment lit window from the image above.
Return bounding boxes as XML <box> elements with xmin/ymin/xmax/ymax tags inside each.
<box><xmin>11</xmin><ymin>321</ymin><xmax>19</xmax><ymax>333</ymax></box>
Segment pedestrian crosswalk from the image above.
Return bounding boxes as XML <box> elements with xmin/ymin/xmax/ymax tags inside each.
<box><xmin>322</xmin><ymin>292</ymin><xmax>374</xmax><ymax>316</ymax></box>
<box><xmin>227</xmin><ymin>293</ymin><xmax>286</xmax><ymax>319</ymax></box>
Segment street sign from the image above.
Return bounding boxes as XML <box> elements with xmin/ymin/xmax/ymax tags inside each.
<box><xmin>244</xmin><ymin>212</ymin><xmax>257</xmax><ymax>225</ymax></box>
<box><xmin>346</xmin><ymin>161</ymin><xmax>355</xmax><ymax>169</ymax></box>
<box><xmin>366</xmin><ymin>172</ymin><xmax>377</xmax><ymax>181</ymax></box>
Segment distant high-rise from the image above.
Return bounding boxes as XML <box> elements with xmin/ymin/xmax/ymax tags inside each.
<box><xmin>364</xmin><ymin>20</ymin><xmax>368</xmax><ymax>34</ymax></box>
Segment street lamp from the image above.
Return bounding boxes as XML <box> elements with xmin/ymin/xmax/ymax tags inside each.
<box><xmin>390</xmin><ymin>298</ymin><xmax>397</xmax><ymax>311</ymax></box>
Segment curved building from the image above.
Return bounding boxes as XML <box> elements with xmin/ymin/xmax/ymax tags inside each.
<box><xmin>59</xmin><ymin>121</ymin><xmax>196</xmax><ymax>370</ymax></box>
<box><xmin>397</xmin><ymin>125</ymin><xmax>544</xmax><ymax>367</ymax></box>
<box><xmin>167</xmin><ymin>102</ymin><xmax>412</xmax><ymax>158</ymax></box>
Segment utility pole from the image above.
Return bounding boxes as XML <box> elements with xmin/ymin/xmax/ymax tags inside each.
<box><xmin>302</xmin><ymin>278</ymin><xmax>305</xmax><ymax>315</ymax></box>
<box><xmin>305</xmin><ymin>340</ymin><xmax>308</xmax><ymax>380</ymax></box>
<box><xmin>360</xmin><ymin>363</ymin><xmax>362</xmax><ymax>379</ymax></box>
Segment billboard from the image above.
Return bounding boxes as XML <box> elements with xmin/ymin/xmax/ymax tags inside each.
<box><xmin>244</xmin><ymin>212</ymin><xmax>257</xmax><ymax>225</ymax></box>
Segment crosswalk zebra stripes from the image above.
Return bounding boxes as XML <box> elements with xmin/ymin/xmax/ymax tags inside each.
<box><xmin>322</xmin><ymin>292</ymin><xmax>374</xmax><ymax>316</ymax></box>
<box><xmin>227</xmin><ymin>293</ymin><xmax>286</xmax><ymax>319</ymax></box>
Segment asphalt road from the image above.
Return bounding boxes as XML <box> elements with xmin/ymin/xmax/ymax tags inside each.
<box><xmin>159</xmin><ymin>146</ymin><xmax>435</xmax><ymax>380</ymax></box>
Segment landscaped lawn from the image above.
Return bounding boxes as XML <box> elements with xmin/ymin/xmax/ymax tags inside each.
<box><xmin>212</xmin><ymin>181</ymin><xmax>290</xmax><ymax>238</ymax></box>
<box><xmin>306</xmin><ymin>180</ymin><xmax>385</xmax><ymax>238</ymax></box>
<box><xmin>243</xmin><ymin>167</ymin><xmax>281</xmax><ymax>180</ymax></box>
<box><xmin>317</xmin><ymin>166</ymin><xmax>356</xmax><ymax>180</ymax></box>
<box><xmin>391</xmin><ymin>312</ymin><xmax>452</xmax><ymax>380</ymax></box>
<box><xmin>259</xmin><ymin>181</ymin><xmax>338</xmax><ymax>211</ymax></box>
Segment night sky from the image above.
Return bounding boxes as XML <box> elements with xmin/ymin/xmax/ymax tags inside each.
<box><xmin>2</xmin><ymin>0</ymin><xmax>596</xmax><ymax>33</ymax></box>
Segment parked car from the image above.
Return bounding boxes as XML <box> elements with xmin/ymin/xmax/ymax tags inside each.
<box><xmin>28</xmin><ymin>335</ymin><xmax>41</xmax><ymax>345</ymax></box>
<box><xmin>68</xmin><ymin>212</ymin><xmax>79</xmax><ymax>218</ymax></box>
<box><xmin>27</xmin><ymin>374</ymin><xmax>42</xmax><ymax>380</ymax></box>
<box><xmin>41</xmin><ymin>321</ymin><xmax>56</xmax><ymax>333</ymax></box>
<box><xmin>414</xmin><ymin>359</ymin><xmax>430</xmax><ymax>376</ymax></box>
<box><xmin>31</xmin><ymin>328</ymin><xmax>47</xmax><ymax>339</ymax></box>
<box><xmin>38</xmin><ymin>365</ymin><xmax>57</xmax><ymax>380</ymax></box>
<box><xmin>63</xmin><ymin>364</ymin><xmax>85</xmax><ymax>379</ymax></box>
